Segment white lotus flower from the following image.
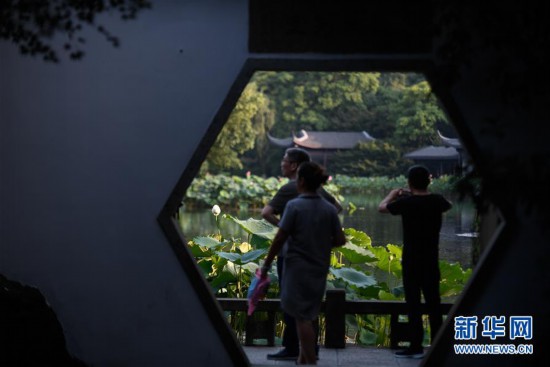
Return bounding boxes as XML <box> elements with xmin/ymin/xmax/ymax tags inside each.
<box><xmin>211</xmin><ymin>204</ymin><xmax>221</xmax><ymax>217</ymax></box>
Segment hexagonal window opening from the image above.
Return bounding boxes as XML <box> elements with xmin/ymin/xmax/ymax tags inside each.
<box><xmin>158</xmin><ymin>58</ymin><xmax>481</xmax><ymax>364</ymax></box>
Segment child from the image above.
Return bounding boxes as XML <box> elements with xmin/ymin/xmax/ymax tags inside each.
<box><xmin>260</xmin><ymin>161</ymin><xmax>346</xmax><ymax>365</ymax></box>
<box><xmin>378</xmin><ymin>165</ymin><xmax>452</xmax><ymax>359</ymax></box>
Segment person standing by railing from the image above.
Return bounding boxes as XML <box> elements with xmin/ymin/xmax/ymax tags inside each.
<box><xmin>378</xmin><ymin>165</ymin><xmax>452</xmax><ymax>359</ymax></box>
<box><xmin>261</xmin><ymin>161</ymin><xmax>346</xmax><ymax>365</ymax></box>
<box><xmin>261</xmin><ymin>147</ymin><xmax>341</xmax><ymax>361</ymax></box>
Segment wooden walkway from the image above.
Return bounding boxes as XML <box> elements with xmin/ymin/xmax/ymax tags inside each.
<box><xmin>243</xmin><ymin>345</ymin><xmax>425</xmax><ymax>367</ymax></box>
<box><xmin>223</xmin><ymin>290</ymin><xmax>451</xmax><ymax>366</ymax></box>
<box><xmin>219</xmin><ymin>290</ymin><xmax>452</xmax><ymax>349</ymax></box>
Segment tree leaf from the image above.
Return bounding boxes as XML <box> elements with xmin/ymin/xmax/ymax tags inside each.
<box><xmin>358</xmin><ymin>329</ymin><xmax>377</xmax><ymax>345</ymax></box>
<box><xmin>240</xmin><ymin>249</ymin><xmax>267</xmax><ymax>264</ymax></box>
<box><xmin>344</xmin><ymin>228</ymin><xmax>372</xmax><ymax>247</ymax></box>
<box><xmin>216</xmin><ymin>252</ymin><xmax>241</xmax><ymax>263</ymax></box>
<box><xmin>250</xmin><ymin>234</ymin><xmax>271</xmax><ymax>249</ymax></box>
<box><xmin>188</xmin><ymin>243</ymin><xmax>212</xmax><ymax>258</ymax></box>
<box><xmin>225</xmin><ymin>215</ymin><xmax>278</xmax><ymax>240</ymax></box>
<box><xmin>193</xmin><ymin>236</ymin><xmax>223</xmax><ymax>249</ymax></box>
<box><xmin>335</xmin><ymin>243</ymin><xmax>377</xmax><ymax>264</ymax></box>
<box><xmin>329</xmin><ymin>267</ymin><xmax>377</xmax><ymax>288</ymax></box>
<box><xmin>368</xmin><ymin>244</ymin><xmax>402</xmax><ymax>278</ymax></box>
<box><xmin>378</xmin><ymin>290</ymin><xmax>401</xmax><ymax>301</ymax></box>
<box><xmin>210</xmin><ymin>271</ymin><xmax>237</xmax><ymax>292</ymax></box>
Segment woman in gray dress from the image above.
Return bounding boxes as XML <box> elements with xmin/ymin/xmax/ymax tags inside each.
<box><xmin>261</xmin><ymin>162</ymin><xmax>346</xmax><ymax>365</ymax></box>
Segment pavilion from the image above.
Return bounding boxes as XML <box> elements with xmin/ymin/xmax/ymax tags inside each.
<box><xmin>403</xmin><ymin>145</ymin><xmax>460</xmax><ymax>176</ymax></box>
<box><xmin>267</xmin><ymin>129</ymin><xmax>375</xmax><ymax>167</ymax></box>
<box><xmin>403</xmin><ymin>130</ymin><xmax>467</xmax><ymax>176</ymax></box>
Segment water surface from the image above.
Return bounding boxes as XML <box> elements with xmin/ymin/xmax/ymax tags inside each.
<box><xmin>179</xmin><ymin>194</ymin><xmax>475</xmax><ymax>268</ymax></box>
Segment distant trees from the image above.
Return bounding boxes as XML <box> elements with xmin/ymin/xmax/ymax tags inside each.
<box><xmin>327</xmin><ymin>78</ymin><xmax>448</xmax><ymax>176</ymax></box>
<box><xmin>252</xmin><ymin>71</ymin><xmax>380</xmax><ymax>136</ymax></box>
<box><xmin>203</xmin><ymin>71</ymin><xmax>452</xmax><ymax>177</ymax></box>
<box><xmin>392</xmin><ymin>81</ymin><xmax>449</xmax><ymax>151</ymax></box>
<box><xmin>329</xmin><ymin>141</ymin><xmax>405</xmax><ymax>177</ymax></box>
<box><xmin>204</xmin><ymin>82</ymin><xmax>270</xmax><ymax>172</ymax></box>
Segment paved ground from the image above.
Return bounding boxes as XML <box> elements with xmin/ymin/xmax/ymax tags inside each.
<box><xmin>243</xmin><ymin>345</ymin><xmax>425</xmax><ymax>367</ymax></box>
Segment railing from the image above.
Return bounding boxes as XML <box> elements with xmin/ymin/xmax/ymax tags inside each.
<box><xmin>218</xmin><ymin>289</ymin><xmax>453</xmax><ymax>349</ymax></box>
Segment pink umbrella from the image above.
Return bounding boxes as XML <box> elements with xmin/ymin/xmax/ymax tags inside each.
<box><xmin>247</xmin><ymin>269</ymin><xmax>270</xmax><ymax>316</ymax></box>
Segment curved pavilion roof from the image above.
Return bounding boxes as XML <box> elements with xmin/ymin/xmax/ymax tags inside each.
<box><xmin>266</xmin><ymin>133</ymin><xmax>294</xmax><ymax>147</ymax></box>
<box><xmin>404</xmin><ymin>145</ymin><xmax>459</xmax><ymax>160</ymax></box>
<box><xmin>267</xmin><ymin>129</ymin><xmax>375</xmax><ymax>150</ymax></box>
<box><xmin>437</xmin><ymin>130</ymin><xmax>462</xmax><ymax>149</ymax></box>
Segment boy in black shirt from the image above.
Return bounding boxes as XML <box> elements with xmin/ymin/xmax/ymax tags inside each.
<box><xmin>378</xmin><ymin>165</ymin><xmax>452</xmax><ymax>359</ymax></box>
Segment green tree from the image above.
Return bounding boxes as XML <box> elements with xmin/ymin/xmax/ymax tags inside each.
<box><xmin>329</xmin><ymin>141</ymin><xmax>408</xmax><ymax>177</ymax></box>
<box><xmin>392</xmin><ymin>81</ymin><xmax>449</xmax><ymax>150</ymax></box>
<box><xmin>246</xmin><ymin>92</ymin><xmax>276</xmax><ymax>175</ymax></box>
<box><xmin>252</xmin><ymin>71</ymin><xmax>380</xmax><ymax>136</ymax></box>
<box><xmin>362</xmin><ymin>73</ymin><xmax>419</xmax><ymax>139</ymax></box>
<box><xmin>204</xmin><ymin>82</ymin><xmax>269</xmax><ymax>172</ymax></box>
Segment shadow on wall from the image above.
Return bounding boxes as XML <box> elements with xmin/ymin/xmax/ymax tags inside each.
<box><xmin>0</xmin><ymin>274</ymin><xmax>87</xmax><ymax>367</ymax></box>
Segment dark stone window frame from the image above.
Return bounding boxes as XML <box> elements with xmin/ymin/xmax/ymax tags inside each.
<box><xmin>157</xmin><ymin>56</ymin><xmax>478</xmax><ymax>366</ymax></box>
